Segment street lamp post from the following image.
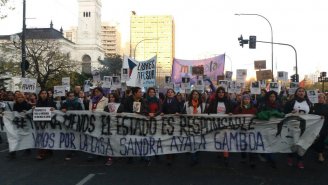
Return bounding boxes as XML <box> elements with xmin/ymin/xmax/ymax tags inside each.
<box><xmin>133</xmin><ymin>38</ymin><xmax>159</xmax><ymax>59</ymax></box>
<box><xmin>235</xmin><ymin>13</ymin><xmax>274</xmax><ymax>81</ymax></box>
<box><xmin>224</xmin><ymin>53</ymin><xmax>233</xmax><ymax>72</ymax></box>
<box><xmin>21</xmin><ymin>0</ymin><xmax>27</xmax><ymax>78</ymax></box>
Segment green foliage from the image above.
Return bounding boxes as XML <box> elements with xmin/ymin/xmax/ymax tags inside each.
<box><xmin>46</xmin><ymin>72</ymin><xmax>91</xmax><ymax>90</ymax></box>
<box><xmin>98</xmin><ymin>54</ymin><xmax>123</xmax><ymax>77</ymax></box>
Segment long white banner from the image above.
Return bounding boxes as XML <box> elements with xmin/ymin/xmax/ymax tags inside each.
<box><xmin>1</xmin><ymin>111</ymin><xmax>323</xmax><ymax>157</ymax></box>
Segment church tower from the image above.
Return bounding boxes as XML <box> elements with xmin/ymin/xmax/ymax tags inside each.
<box><xmin>76</xmin><ymin>0</ymin><xmax>104</xmax><ymax>73</ymax></box>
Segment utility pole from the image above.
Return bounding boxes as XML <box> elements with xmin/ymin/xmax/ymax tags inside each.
<box><xmin>21</xmin><ymin>0</ymin><xmax>26</xmax><ymax>77</ymax></box>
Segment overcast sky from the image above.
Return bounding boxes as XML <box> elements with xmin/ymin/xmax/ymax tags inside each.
<box><xmin>0</xmin><ymin>0</ymin><xmax>327</xmax><ymax>80</ymax></box>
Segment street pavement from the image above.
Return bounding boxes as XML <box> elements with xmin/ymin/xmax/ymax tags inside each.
<box><xmin>0</xmin><ymin>135</ymin><xmax>328</xmax><ymax>185</ymax></box>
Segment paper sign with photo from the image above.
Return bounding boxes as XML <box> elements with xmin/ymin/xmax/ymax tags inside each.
<box><xmin>21</xmin><ymin>78</ymin><xmax>37</xmax><ymax>93</ymax></box>
<box><xmin>181</xmin><ymin>77</ymin><xmax>191</xmax><ymax>90</ymax></box>
<box><xmin>228</xmin><ymin>81</ymin><xmax>236</xmax><ymax>93</ymax></box>
<box><xmin>195</xmin><ymin>76</ymin><xmax>204</xmax><ymax>92</ymax></box>
<box><xmin>269</xmin><ymin>82</ymin><xmax>280</xmax><ymax>93</ymax></box>
<box><xmin>251</xmin><ymin>81</ymin><xmax>261</xmax><ymax>95</ymax></box>
<box><xmin>219</xmin><ymin>80</ymin><xmax>228</xmax><ymax>92</ymax></box>
<box><xmin>307</xmin><ymin>90</ymin><xmax>318</xmax><ymax>103</ymax></box>
<box><xmin>121</xmin><ymin>68</ymin><xmax>129</xmax><ymax>81</ymax></box>
<box><xmin>236</xmin><ymin>69</ymin><xmax>247</xmax><ymax>83</ymax></box>
<box><xmin>111</xmin><ymin>76</ymin><xmax>121</xmax><ymax>90</ymax></box>
<box><xmin>107</xmin><ymin>103</ymin><xmax>120</xmax><ymax>113</ymax></box>
<box><xmin>83</xmin><ymin>80</ymin><xmax>92</xmax><ymax>92</ymax></box>
<box><xmin>289</xmin><ymin>82</ymin><xmax>299</xmax><ymax>94</ymax></box>
<box><xmin>102</xmin><ymin>76</ymin><xmax>112</xmax><ymax>88</ymax></box>
<box><xmin>225</xmin><ymin>71</ymin><xmax>233</xmax><ymax>81</ymax></box>
<box><xmin>54</xmin><ymin>86</ymin><xmax>66</xmax><ymax>97</ymax></box>
<box><xmin>133</xmin><ymin>102</ymin><xmax>141</xmax><ymax>113</ymax></box>
<box><xmin>92</xmin><ymin>70</ymin><xmax>101</xmax><ymax>82</ymax></box>
<box><xmin>62</xmin><ymin>77</ymin><xmax>70</xmax><ymax>91</ymax></box>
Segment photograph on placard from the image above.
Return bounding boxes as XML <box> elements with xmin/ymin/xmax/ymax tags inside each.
<box><xmin>133</xmin><ymin>102</ymin><xmax>141</xmax><ymax>113</ymax></box>
<box><xmin>225</xmin><ymin>71</ymin><xmax>233</xmax><ymax>81</ymax></box>
<box><xmin>307</xmin><ymin>90</ymin><xmax>318</xmax><ymax>104</ymax></box>
<box><xmin>251</xmin><ymin>81</ymin><xmax>261</xmax><ymax>95</ymax></box>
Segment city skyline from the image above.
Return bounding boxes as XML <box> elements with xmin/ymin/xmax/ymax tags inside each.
<box><xmin>0</xmin><ymin>0</ymin><xmax>327</xmax><ymax>81</ymax></box>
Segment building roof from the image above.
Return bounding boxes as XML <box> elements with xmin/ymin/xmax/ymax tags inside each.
<box><xmin>0</xmin><ymin>27</ymin><xmax>74</xmax><ymax>44</ymax></box>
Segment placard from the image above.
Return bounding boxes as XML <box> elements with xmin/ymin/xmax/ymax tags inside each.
<box><xmin>33</xmin><ymin>107</ymin><xmax>52</xmax><ymax>121</ymax></box>
<box><xmin>21</xmin><ymin>78</ymin><xmax>37</xmax><ymax>93</ymax></box>
<box><xmin>54</xmin><ymin>86</ymin><xmax>66</xmax><ymax>97</ymax></box>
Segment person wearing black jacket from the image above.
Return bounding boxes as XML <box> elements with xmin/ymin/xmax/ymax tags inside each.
<box><xmin>35</xmin><ymin>90</ymin><xmax>56</xmax><ymax>160</ymax></box>
<box><xmin>7</xmin><ymin>92</ymin><xmax>32</xmax><ymax>159</ymax></box>
<box><xmin>160</xmin><ymin>88</ymin><xmax>181</xmax><ymax>115</ymax></box>
<box><xmin>312</xmin><ymin>93</ymin><xmax>328</xmax><ymax>162</ymax></box>
<box><xmin>206</xmin><ymin>87</ymin><xmax>233</xmax><ymax>114</ymax></box>
<box><xmin>117</xmin><ymin>87</ymin><xmax>148</xmax><ymax>115</ymax></box>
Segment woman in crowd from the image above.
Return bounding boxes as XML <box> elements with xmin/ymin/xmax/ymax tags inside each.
<box><xmin>89</xmin><ymin>87</ymin><xmax>108</xmax><ymax>112</ymax></box>
<box><xmin>78</xmin><ymin>91</ymin><xmax>89</xmax><ymax>110</ymax></box>
<box><xmin>176</xmin><ymin>92</ymin><xmax>185</xmax><ymax>112</ymax></box>
<box><xmin>161</xmin><ymin>88</ymin><xmax>181</xmax><ymax>166</ymax></box>
<box><xmin>28</xmin><ymin>93</ymin><xmax>37</xmax><ymax>107</ymax></box>
<box><xmin>233</xmin><ymin>94</ymin><xmax>258</xmax><ymax>168</ymax></box>
<box><xmin>7</xmin><ymin>92</ymin><xmax>33</xmax><ymax>159</ymax></box>
<box><xmin>144</xmin><ymin>87</ymin><xmax>161</xmax><ymax>117</ymax></box>
<box><xmin>35</xmin><ymin>90</ymin><xmax>56</xmax><ymax>160</ymax></box>
<box><xmin>60</xmin><ymin>91</ymin><xmax>82</xmax><ymax>161</ymax></box>
<box><xmin>311</xmin><ymin>93</ymin><xmax>328</xmax><ymax>163</ymax></box>
<box><xmin>141</xmin><ymin>87</ymin><xmax>162</xmax><ymax>165</ymax></box>
<box><xmin>88</xmin><ymin>87</ymin><xmax>112</xmax><ymax>165</ymax></box>
<box><xmin>104</xmin><ymin>93</ymin><xmax>120</xmax><ymax>113</ymax></box>
<box><xmin>206</xmin><ymin>87</ymin><xmax>233</xmax><ymax>115</ymax></box>
<box><xmin>257</xmin><ymin>90</ymin><xmax>285</xmax><ymax>168</ymax></box>
<box><xmin>182</xmin><ymin>90</ymin><xmax>203</xmax><ymax>166</ymax></box>
<box><xmin>117</xmin><ymin>87</ymin><xmax>147</xmax><ymax>115</ymax></box>
<box><xmin>206</xmin><ymin>87</ymin><xmax>233</xmax><ymax>166</ymax></box>
<box><xmin>284</xmin><ymin>87</ymin><xmax>313</xmax><ymax>169</ymax></box>
<box><xmin>117</xmin><ymin>87</ymin><xmax>148</xmax><ymax>164</ymax></box>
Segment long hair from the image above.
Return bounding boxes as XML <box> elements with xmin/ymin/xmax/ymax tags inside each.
<box><xmin>187</xmin><ymin>90</ymin><xmax>202</xmax><ymax>107</ymax></box>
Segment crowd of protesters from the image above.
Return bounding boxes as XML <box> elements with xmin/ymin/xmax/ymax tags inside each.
<box><xmin>0</xmin><ymin>84</ymin><xmax>327</xmax><ymax>169</ymax></box>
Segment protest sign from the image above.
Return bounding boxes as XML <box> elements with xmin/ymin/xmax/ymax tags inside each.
<box><xmin>21</xmin><ymin>78</ymin><xmax>37</xmax><ymax>93</ymax></box>
<box><xmin>62</xmin><ymin>77</ymin><xmax>70</xmax><ymax>91</ymax></box>
<box><xmin>54</xmin><ymin>86</ymin><xmax>66</xmax><ymax>97</ymax></box>
<box><xmin>33</xmin><ymin>107</ymin><xmax>52</xmax><ymax>121</ymax></box>
<box><xmin>2</xmin><ymin>111</ymin><xmax>323</xmax><ymax>157</ymax></box>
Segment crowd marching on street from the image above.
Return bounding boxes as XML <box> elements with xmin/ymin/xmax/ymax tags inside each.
<box><xmin>0</xmin><ymin>83</ymin><xmax>327</xmax><ymax>170</ymax></box>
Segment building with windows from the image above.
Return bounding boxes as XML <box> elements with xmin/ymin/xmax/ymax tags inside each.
<box><xmin>130</xmin><ymin>14</ymin><xmax>175</xmax><ymax>82</ymax></box>
<box><xmin>101</xmin><ymin>22</ymin><xmax>121</xmax><ymax>56</ymax></box>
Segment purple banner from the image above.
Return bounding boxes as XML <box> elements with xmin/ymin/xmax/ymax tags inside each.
<box><xmin>171</xmin><ymin>54</ymin><xmax>225</xmax><ymax>84</ymax></box>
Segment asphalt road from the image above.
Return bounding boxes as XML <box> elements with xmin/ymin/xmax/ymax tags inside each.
<box><xmin>0</xmin><ymin>133</ymin><xmax>327</xmax><ymax>185</ymax></box>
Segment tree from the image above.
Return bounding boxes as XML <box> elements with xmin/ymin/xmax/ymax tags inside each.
<box><xmin>0</xmin><ymin>0</ymin><xmax>15</xmax><ymax>19</ymax></box>
<box><xmin>0</xmin><ymin>39</ymin><xmax>79</xmax><ymax>89</ymax></box>
<box><xmin>98</xmin><ymin>54</ymin><xmax>123</xmax><ymax>77</ymax></box>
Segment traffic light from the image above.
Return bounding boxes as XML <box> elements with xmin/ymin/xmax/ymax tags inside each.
<box><xmin>249</xmin><ymin>36</ymin><xmax>256</xmax><ymax>49</ymax></box>
<box><xmin>290</xmin><ymin>74</ymin><xmax>296</xmax><ymax>82</ymax></box>
<box><xmin>290</xmin><ymin>74</ymin><xmax>299</xmax><ymax>82</ymax></box>
<box><xmin>238</xmin><ymin>35</ymin><xmax>248</xmax><ymax>48</ymax></box>
<box><xmin>21</xmin><ymin>60</ymin><xmax>30</xmax><ymax>71</ymax></box>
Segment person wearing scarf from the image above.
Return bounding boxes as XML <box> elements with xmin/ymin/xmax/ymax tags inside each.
<box><xmin>284</xmin><ymin>87</ymin><xmax>313</xmax><ymax>169</ymax></box>
<box><xmin>144</xmin><ymin>87</ymin><xmax>161</xmax><ymax>117</ymax></box>
<box><xmin>182</xmin><ymin>90</ymin><xmax>203</xmax><ymax>166</ymax></box>
<box><xmin>89</xmin><ymin>87</ymin><xmax>108</xmax><ymax>111</ymax></box>
<box><xmin>60</xmin><ymin>91</ymin><xmax>82</xmax><ymax>161</ymax></box>
<box><xmin>61</xmin><ymin>91</ymin><xmax>82</xmax><ymax>112</ymax></box>
<box><xmin>183</xmin><ymin>90</ymin><xmax>203</xmax><ymax>114</ymax></box>
<box><xmin>233</xmin><ymin>93</ymin><xmax>257</xmax><ymax>168</ymax></box>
